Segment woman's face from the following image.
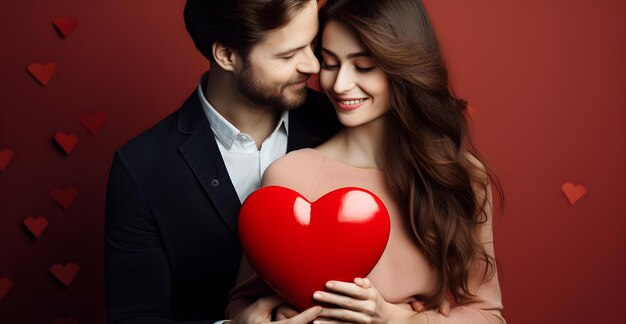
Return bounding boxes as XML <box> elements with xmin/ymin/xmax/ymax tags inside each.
<box><xmin>319</xmin><ymin>20</ymin><xmax>390</xmax><ymax>128</ymax></box>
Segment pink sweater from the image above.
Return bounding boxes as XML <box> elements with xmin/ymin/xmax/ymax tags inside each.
<box><xmin>227</xmin><ymin>149</ymin><xmax>505</xmax><ymax>324</ymax></box>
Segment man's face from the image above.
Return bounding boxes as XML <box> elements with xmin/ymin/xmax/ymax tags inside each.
<box><xmin>236</xmin><ymin>0</ymin><xmax>320</xmax><ymax>110</ymax></box>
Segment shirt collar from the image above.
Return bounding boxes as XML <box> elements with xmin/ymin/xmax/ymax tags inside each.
<box><xmin>196</xmin><ymin>73</ymin><xmax>289</xmax><ymax>150</ymax></box>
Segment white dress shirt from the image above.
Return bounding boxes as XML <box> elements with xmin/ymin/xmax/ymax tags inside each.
<box><xmin>197</xmin><ymin>80</ymin><xmax>289</xmax><ymax>204</ymax></box>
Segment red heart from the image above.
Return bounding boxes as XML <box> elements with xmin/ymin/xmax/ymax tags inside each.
<box><xmin>79</xmin><ymin>112</ymin><xmax>107</xmax><ymax>136</ymax></box>
<box><xmin>50</xmin><ymin>263</ymin><xmax>80</xmax><ymax>287</ymax></box>
<box><xmin>0</xmin><ymin>149</ymin><xmax>14</xmax><ymax>172</ymax></box>
<box><xmin>27</xmin><ymin>62</ymin><xmax>58</xmax><ymax>86</ymax></box>
<box><xmin>561</xmin><ymin>182</ymin><xmax>587</xmax><ymax>205</ymax></box>
<box><xmin>239</xmin><ymin>186</ymin><xmax>390</xmax><ymax>311</ymax></box>
<box><xmin>50</xmin><ymin>186</ymin><xmax>78</xmax><ymax>210</ymax></box>
<box><xmin>53</xmin><ymin>16</ymin><xmax>79</xmax><ymax>38</ymax></box>
<box><xmin>23</xmin><ymin>216</ymin><xmax>49</xmax><ymax>238</ymax></box>
<box><xmin>306</xmin><ymin>73</ymin><xmax>321</xmax><ymax>92</ymax></box>
<box><xmin>53</xmin><ymin>318</ymin><xmax>77</xmax><ymax>324</ymax></box>
<box><xmin>0</xmin><ymin>278</ymin><xmax>13</xmax><ymax>300</ymax></box>
<box><xmin>54</xmin><ymin>132</ymin><xmax>79</xmax><ymax>155</ymax></box>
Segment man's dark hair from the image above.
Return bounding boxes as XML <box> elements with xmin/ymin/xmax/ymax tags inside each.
<box><xmin>184</xmin><ymin>0</ymin><xmax>314</xmax><ymax>61</ymax></box>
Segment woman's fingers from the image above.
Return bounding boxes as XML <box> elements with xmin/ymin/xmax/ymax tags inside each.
<box><xmin>317</xmin><ymin>307</ymin><xmax>370</xmax><ymax>324</ymax></box>
<box><xmin>323</xmin><ymin>280</ymin><xmax>373</xmax><ymax>300</ymax></box>
<box><xmin>313</xmin><ymin>291</ymin><xmax>375</xmax><ymax>313</ymax></box>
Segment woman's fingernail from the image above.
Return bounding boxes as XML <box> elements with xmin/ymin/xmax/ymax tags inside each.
<box><xmin>313</xmin><ymin>292</ymin><xmax>323</xmax><ymax>299</ymax></box>
<box><xmin>326</xmin><ymin>281</ymin><xmax>334</xmax><ymax>288</ymax></box>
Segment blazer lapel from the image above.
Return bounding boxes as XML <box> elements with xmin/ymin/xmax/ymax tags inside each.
<box><xmin>176</xmin><ymin>91</ymin><xmax>241</xmax><ymax>239</ymax></box>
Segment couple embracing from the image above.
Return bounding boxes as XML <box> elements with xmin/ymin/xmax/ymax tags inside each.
<box><xmin>105</xmin><ymin>1</ymin><xmax>505</xmax><ymax>323</ymax></box>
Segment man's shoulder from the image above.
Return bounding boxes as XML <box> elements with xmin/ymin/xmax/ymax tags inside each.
<box><xmin>118</xmin><ymin>109</ymin><xmax>180</xmax><ymax>158</ymax></box>
<box><xmin>117</xmin><ymin>90</ymin><xmax>202</xmax><ymax>162</ymax></box>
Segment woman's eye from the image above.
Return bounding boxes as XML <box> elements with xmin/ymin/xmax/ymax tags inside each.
<box><xmin>321</xmin><ymin>62</ymin><xmax>339</xmax><ymax>69</ymax></box>
<box><xmin>356</xmin><ymin>66</ymin><xmax>376</xmax><ymax>73</ymax></box>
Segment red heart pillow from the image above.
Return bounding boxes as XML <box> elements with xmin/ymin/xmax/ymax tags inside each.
<box><xmin>239</xmin><ymin>186</ymin><xmax>390</xmax><ymax>311</ymax></box>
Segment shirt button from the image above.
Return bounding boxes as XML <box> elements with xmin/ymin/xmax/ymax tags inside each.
<box><xmin>211</xmin><ymin>179</ymin><xmax>220</xmax><ymax>187</ymax></box>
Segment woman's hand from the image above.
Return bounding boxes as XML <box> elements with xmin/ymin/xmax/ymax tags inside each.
<box><xmin>312</xmin><ymin>278</ymin><xmax>427</xmax><ymax>324</ymax></box>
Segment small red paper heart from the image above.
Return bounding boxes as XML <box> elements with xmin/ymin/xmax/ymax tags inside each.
<box><xmin>50</xmin><ymin>186</ymin><xmax>78</xmax><ymax>210</ymax></box>
<box><xmin>50</xmin><ymin>263</ymin><xmax>80</xmax><ymax>287</ymax></box>
<box><xmin>53</xmin><ymin>16</ymin><xmax>79</xmax><ymax>38</ymax></box>
<box><xmin>79</xmin><ymin>112</ymin><xmax>107</xmax><ymax>136</ymax></box>
<box><xmin>27</xmin><ymin>62</ymin><xmax>58</xmax><ymax>86</ymax></box>
<box><xmin>306</xmin><ymin>73</ymin><xmax>321</xmax><ymax>92</ymax></box>
<box><xmin>240</xmin><ymin>186</ymin><xmax>390</xmax><ymax>311</ymax></box>
<box><xmin>54</xmin><ymin>132</ymin><xmax>78</xmax><ymax>155</ymax></box>
<box><xmin>0</xmin><ymin>278</ymin><xmax>13</xmax><ymax>300</ymax></box>
<box><xmin>561</xmin><ymin>182</ymin><xmax>587</xmax><ymax>205</ymax></box>
<box><xmin>0</xmin><ymin>149</ymin><xmax>14</xmax><ymax>172</ymax></box>
<box><xmin>23</xmin><ymin>217</ymin><xmax>49</xmax><ymax>238</ymax></box>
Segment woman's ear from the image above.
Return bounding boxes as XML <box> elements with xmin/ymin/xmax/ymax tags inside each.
<box><xmin>212</xmin><ymin>42</ymin><xmax>240</xmax><ymax>72</ymax></box>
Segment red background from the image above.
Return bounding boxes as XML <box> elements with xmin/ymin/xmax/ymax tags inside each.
<box><xmin>1</xmin><ymin>0</ymin><xmax>624</xmax><ymax>323</ymax></box>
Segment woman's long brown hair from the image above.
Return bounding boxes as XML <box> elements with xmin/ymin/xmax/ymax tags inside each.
<box><xmin>320</xmin><ymin>0</ymin><xmax>504</xmax><ymax>308</ymax></box>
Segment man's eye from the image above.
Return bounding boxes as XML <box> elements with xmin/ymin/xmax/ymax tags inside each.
<box><xmin>282</xmin><ymin>53</ymin><xmax>296</xmax><ymax>59</ymax></box>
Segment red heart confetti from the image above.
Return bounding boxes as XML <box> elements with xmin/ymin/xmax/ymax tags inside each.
<box><xmin>561</xmin><ymin>182</ymin><xmax>587</xmax><ymax>205</ymax></box>
<box><xmin>27</xmin><ymin>62</ymin><xmax>58</xmax><ymax>86</ymax></box>
<box><xmin>49</xmin><ymin>263</ymin><xmax>80</xmax><ymax>287</ymax></box>
<box><xmin>0</xmin><ymin>149</ymin><xmax>14</xmax><ymax>172</ymax></box>
<box><xmin>79</xmin><ymin>112</ymin><xmax>107</xmax><ymax>136</ymax></box>
<box><xmin>53</xmin><ymin>16</ymin><xmax>79</xmax><ymax>38</ymax></box>
<box><xmin>50</xmin><ymin>186</ymin><xmax>78</xmax><ymax>210</ymax></box>
<box><xmin>0</xmin><ymin>278</ymin><xmax>13</xmax><ymax>300</ymax></box>
<box><xmin>53</xmin><ymin>318</ymin><xmax>78</xmax><ymax>324</ymax></box>
<box><xmin>54</xmin><ymin>132</ymin><xmax>78</xmax><ymax>155</ymax></box>
<box><xmin>23</xmin><ymin>216</ymin><xmax>49</xmax><ymax>238</ymax></box>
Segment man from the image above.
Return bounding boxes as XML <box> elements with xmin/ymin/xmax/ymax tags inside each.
<box><xmin>104</xmin><ymin>0</ymin><xmax>340</xmax><ymax>322</ymax></box>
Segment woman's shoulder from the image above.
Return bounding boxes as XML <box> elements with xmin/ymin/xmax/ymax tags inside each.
<box><xmin>261</xmin><ymin>148</ymin><xmax>326</xmax><ymax>189</ymax></box>
<box><xmin>271</xmin><ymin>148</ymin><xmax>325</xmax><ymax>170</ymax></box>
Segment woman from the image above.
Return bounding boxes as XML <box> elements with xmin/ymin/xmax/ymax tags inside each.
<box><xmin>228</xmin><ymin>0</ymin><xmax>505</xmax><ymax>323</ymax></box>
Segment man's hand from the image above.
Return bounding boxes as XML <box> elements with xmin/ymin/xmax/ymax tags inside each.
<box><xmin>274</xmin><ymin>303</ymin><xmax>300</xmax><ymax>320</ymax></box>
<box><xmin>410</xmin><ymin>298</ymin><xmax>451</xmax><ymax>316</ymax></box>
<box><xmin>232</xmin><ymin>295</ymin><xmax>322</xmax><ymax>324</ymax></box>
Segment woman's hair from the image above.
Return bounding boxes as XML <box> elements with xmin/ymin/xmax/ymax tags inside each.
<box><xmin>184</xmin><ymin>0</ymin><xmax>313</xmax><ymax>61</ymax></box>
<box><xmin>320</xmin><ymin>0</ymin><xmax>504</xmax><ymax>308</ymax></box>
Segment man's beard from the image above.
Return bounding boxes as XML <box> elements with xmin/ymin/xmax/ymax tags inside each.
<box><xmin>237</xmin><ymin>58</ymin><xmax>309</xmax><ymax>111</ymax></box>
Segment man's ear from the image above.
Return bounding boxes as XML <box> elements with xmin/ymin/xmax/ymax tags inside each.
<box><xmin>212</xmin><ymin>42</ymin><xmax>240</xmax><ymax>72</ymax></box>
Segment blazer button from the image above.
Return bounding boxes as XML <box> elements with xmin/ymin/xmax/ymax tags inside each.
<box><xmin>211</xmin><ymin>179</ymin><xmax>220</xmax><ymax>187</ymax></box>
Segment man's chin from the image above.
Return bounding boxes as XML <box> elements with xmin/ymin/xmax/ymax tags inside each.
<box><xmin>282</xmin><ymin>90</ymin><xmax>308</xmax><ymax>110</ymax></box>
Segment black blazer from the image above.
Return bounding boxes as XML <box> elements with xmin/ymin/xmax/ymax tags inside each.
<box><xmin>104</xmin><ymin>86</ymin><xmax>340</xmax><ymax>323</ymax></box>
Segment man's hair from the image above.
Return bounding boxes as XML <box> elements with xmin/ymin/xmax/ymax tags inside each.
<box><xmin>184</xmin><ymin>0</ymin><xmax>313</xmax><ymax>61</ymax></box>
